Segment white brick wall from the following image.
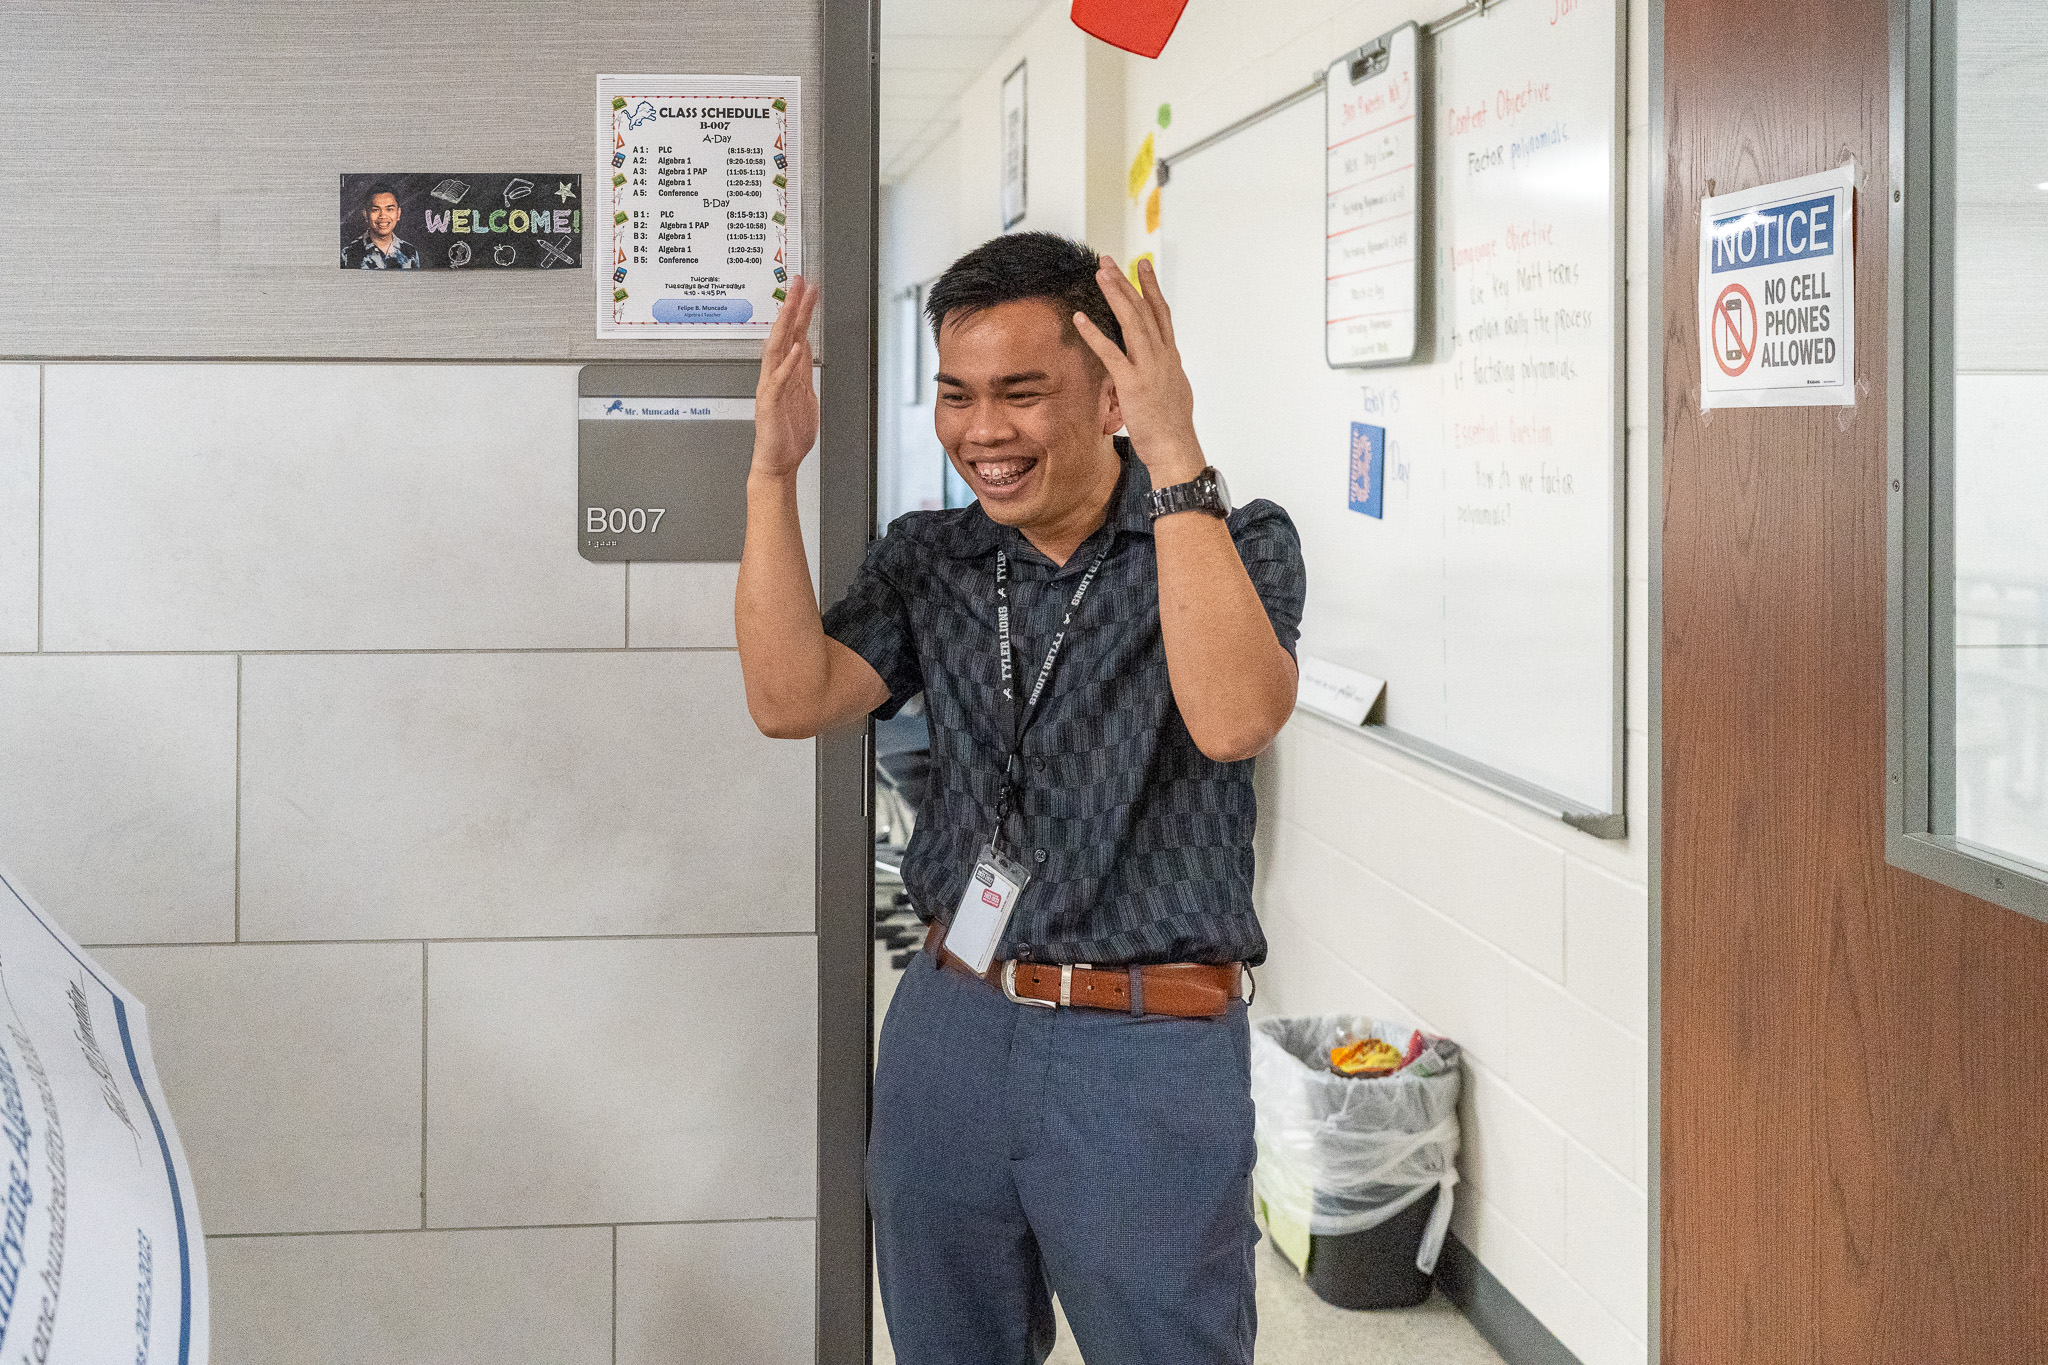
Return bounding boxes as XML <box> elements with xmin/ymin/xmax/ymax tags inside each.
<box><xmin>0</xmin><ymin>363</ymin><xmax>820</xmax><ymax>1363</ymax></box>
<box><xmin>1111</xmin><ymin>0</ymin><xmax>1656</xmax><ymax>1358</ymax></box>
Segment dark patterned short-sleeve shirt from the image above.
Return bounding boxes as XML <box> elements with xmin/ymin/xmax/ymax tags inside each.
<box><xmin>823</xmin><ymin>439</ymin><xmax>1305</xmax><ymax>966</ymax></box>
<box><xmin>341</xmin><ymin>235</ymin><xmax>421</xmax><ymax>269</ymax></box>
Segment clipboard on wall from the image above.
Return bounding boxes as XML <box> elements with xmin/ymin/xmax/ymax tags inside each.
<box><xmin>1325</xmin><ymin>23</ymin><xmax>1424</xmax><ymax>368</ymax></box>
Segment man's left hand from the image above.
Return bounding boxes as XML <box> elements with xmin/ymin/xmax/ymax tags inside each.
<box><xmin>1073</xmin><ymin>255</ymin><xmax>1207</xmax><ymax>488</ymax></box>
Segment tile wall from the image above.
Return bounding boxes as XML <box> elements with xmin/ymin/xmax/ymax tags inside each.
<box><xmin>0</xmin><ymin>362</ymin><xmax>821</xmax><ymax>1363</ymax></box>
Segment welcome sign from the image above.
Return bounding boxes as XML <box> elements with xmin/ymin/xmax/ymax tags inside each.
<box><xmin>338</xmin><ymin>173</ymin><xmax>584</xmax><ymax>271</ymax></box>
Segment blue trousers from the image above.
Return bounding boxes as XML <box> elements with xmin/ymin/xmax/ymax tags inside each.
<box><xmin>868</xmin><ymin>950</ymin><xmax>1259</xmax><ymax>1364</ymax></box>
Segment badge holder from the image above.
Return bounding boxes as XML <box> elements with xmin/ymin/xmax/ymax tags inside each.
<box><xmin>946</xmin><ymin>840</ymin><xmax>1033</xmax><ymax>975</ymax></box>
<box><xmin>941</xmin><ymin>547</ymin><xmax>1105</xmax><ymax>982</ymax></box>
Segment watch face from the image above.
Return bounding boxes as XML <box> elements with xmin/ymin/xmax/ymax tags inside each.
<box><xmin>1208</xmin><ymin>467</ymin><xmax>1233</xmax><ymax>517</ymax></box>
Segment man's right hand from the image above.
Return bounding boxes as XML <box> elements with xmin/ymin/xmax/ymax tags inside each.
<box><xmin>735</xmin><ymin>274</ymin><xmax>891</xmax><ymax>739</ymax></box>
<box><xmin>753</xmin><ymin>276</ymin><xmax>820</xmax><ymax>478</ymax></box>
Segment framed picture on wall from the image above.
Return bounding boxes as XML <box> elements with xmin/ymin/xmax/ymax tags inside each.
<box><xmin>900</xmin><ymin>287</ymin><xmax>923</xmax><ymax>406</ymax></box>
<box><xmin>1001</xmin><ymin>61</ymin><xmax>1027</xmax><ymax>229</ymax></box>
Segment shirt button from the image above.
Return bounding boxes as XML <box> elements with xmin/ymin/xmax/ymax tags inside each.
<box><xmin>1033</xmin><ymin>848</ymin><xmax>1048</xmax><ymax>864</ymax></box>
<box><xmin>1033</xmin><ymin>757</ymin><xmax>1046</xmax><ymax>772</ymax></box>
<box><xmin>1015</xmin><ymin>945</ymin><xmax>1033</xmax><ymax>960</ymax></box>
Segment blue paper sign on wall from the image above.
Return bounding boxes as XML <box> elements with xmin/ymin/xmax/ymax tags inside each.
<box><xmin>1349</xmin><ymin>421</ymin><xmax>1385</xmax><ymax>518</ymax></box>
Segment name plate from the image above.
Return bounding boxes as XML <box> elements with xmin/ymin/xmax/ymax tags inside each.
<box><xmin>578</xmin><ymin>397</ymin><xmax>756</xmax><ymax>422</ymax></box>
<box><xmin>1298</xmin><ymin>654</ymin><xmax>1387</xmax><ymax>726</ymax></box>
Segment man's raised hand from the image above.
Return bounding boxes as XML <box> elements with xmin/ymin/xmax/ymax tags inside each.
<box><xmin>1072</xmin><ymin>255</ymin><xmax>1206</xmax><ymax>485</ymax></box>
<box><xmin>752</xmin><ymin>276</ymin><xmax>821</xmax><ymax>478</ymax></box>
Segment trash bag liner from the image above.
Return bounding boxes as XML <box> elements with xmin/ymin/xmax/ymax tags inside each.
<box><xmin>1250</xmin><ymin>1015</ymin><xmax>1462</xmax><ymax>1274</ymax></box>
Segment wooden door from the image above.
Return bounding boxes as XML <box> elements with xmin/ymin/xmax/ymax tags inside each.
<box><xmin>1660</xmin><ymin>0</ymin><xmax>2048</xmax><ymax>1359</ymax></box>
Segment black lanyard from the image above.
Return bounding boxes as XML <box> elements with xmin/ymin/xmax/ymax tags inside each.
<box><xmin>991</xmin><ymin>546</ymin><xmax>1107</xmax><ymax>833</ymax></box>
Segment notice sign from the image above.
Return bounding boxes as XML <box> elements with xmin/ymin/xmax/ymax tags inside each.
<box><xmin>597</xmin><ymin>74</ymin><xmax>801</xmax><ymax>338</ymax></box>
<box><xmin>1698</xmin><ymin>163</ymin><xmax>1856</xmax><ymax>408</ymax></box>
<box><xmin>1325</xmin><ymin>23</ymin><xmax>1420</xmax><ymax>368</ymax></box>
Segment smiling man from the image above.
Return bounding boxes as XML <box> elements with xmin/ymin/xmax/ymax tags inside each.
<box><xmin>735</xmin><ymin>232</ymin><xmax>1303</xmax><ymax>1364</ymax></box>
<box><xmin>341</xmin><ymin>184</ymin><xmax>420</xmax><ymax>270</ymax></box>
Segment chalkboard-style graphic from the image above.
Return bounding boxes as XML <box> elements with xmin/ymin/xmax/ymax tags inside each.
<box><xmin>1348</xmin><ymin>421</ymin><xmax>1385</xmax><ymax>519</ymax></box>
<box><xmin>338</xmin><ymin>173</ymin><xmax>582</xmax><ymax>272</ymax></box>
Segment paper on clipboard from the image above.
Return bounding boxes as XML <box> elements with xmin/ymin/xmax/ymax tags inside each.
<box><xmin>1325</xmin><ymin>23</ymin><xmax>1421</xmax><ymax>368</ymax></box>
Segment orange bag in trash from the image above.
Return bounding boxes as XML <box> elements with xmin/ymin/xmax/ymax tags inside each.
<box><xmin>1329</xmin><ymin>1036</ymin><xmax>1405</xmax><ymax>1077</ymax></box>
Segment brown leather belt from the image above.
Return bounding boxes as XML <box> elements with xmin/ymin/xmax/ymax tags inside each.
<box><xmin>923</xmin><ymin>921</ymin><xmax>1244</xmax><ymax>1019</ymax></box>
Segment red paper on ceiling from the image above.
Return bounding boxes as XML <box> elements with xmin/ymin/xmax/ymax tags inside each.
<box><xmin>1071</xmin><ymin>0</ymin><xmax>1190</xmax><ymax>59</ymax></box>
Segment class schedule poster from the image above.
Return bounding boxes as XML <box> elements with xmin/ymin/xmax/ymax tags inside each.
<box><xmin>596</xmin><ymin>74</ymin><xmax>802</xmax><ymax>338</ymax></box>
<box><xmin>0</xmin><ymin>866</ymin><xmax>207</xmax><ymax>1365</ymax></box>
<box><xmin>337</xmin><ymin>173</ymin><xmax>584</xmax><ymax>271</ymax></box>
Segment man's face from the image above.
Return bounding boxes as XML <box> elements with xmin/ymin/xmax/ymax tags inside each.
<box><xmin>933</xmin><ymin>299</ymin><xmax>1122</xmax><ymax>530</ymax></box>
<box><xmin>365</xmin><ymin>193</ymin><xmax>400</xmax><ymax>240</ymax></box>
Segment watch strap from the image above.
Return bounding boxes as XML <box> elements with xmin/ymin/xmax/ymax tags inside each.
<box><xmin>1148</xmin><ymin>469</ymin><xmax>1225</xmax><ymax>520</ymax></box>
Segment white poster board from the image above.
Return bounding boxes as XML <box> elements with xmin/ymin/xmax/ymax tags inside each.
<box><xmin>0</xmin><ymin>866</ymin><xmax>206</xmax><ymax>1365</ymax></box>
<box><xmin>596</xmin><ymin>75</ymin><xmax>801</xmax><ymax>338</ymax></box>
<box><xmin>1162</xmin><ymin>0</ymin><xmax>1624</xmax><ymax>823</ymax></box>
<box><xmin>1001</xmin><ymin>62</ymin><xmax>1028</xmax><ymax>230</ymax></box>
<box><xmin>1326</xmin><ymin>23</ymin><xmax>1421</xmax><ymax>367</ymax></box>
<box><xmin>1697</xmin><ymin>163</ymin><xmax>1856</xmax><ymax>408</ymax></box>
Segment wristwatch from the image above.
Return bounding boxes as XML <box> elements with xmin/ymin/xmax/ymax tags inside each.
<box><xmin>1147</xmin><ymin>466</ymin><xmax>1233</xmax><ymax>521</ymax></box>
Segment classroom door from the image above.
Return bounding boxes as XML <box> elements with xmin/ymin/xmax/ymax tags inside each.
<box><xmin>1659</xmin><ymin>0</ymin><xmax>2048</xmax><ymax>1359</ymax></box>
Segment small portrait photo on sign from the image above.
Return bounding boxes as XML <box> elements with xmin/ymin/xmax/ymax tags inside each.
<box><xmin>338</xmin><ymin>173</ymin><xmax>583</xmax><ymax>271</ymax></box>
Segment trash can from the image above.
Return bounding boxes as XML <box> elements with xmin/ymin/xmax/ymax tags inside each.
<box><xmin>1250</xmin><ymin>1015</ymin><xmax>1462</xmax><ymax>1310</ymax></box>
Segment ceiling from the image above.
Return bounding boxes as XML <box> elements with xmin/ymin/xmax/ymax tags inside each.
<box><xmin>880</xmin><ymin>0</ymin><xmax>1046</xmax><ymax>183</ymax></box>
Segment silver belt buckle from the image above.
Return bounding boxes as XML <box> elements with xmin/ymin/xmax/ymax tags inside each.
<box><xmin>1001</xmin><ymin>960</ymin><xmax>1058</xmax><ymax>1008</ymax></box>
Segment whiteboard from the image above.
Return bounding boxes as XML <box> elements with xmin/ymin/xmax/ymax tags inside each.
<box><xmin>1161</xmin><ymin>0</ymin><xmax>1624</xmax><ymax>821</ymax></box>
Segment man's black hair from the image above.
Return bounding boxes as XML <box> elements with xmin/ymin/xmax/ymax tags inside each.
<box><xmin>364</xmin><ymin>182</ymin><xmax>400</xmax><ymax>207</ymax></box>
<box><xmin>924</xmin><ymin>231</ymin><xmax>1125</xmax><ymax>357</ymax></box>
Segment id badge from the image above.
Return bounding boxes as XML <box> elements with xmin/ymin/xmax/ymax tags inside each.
<box><xmin>947</xmin><ymin>841</ymin><xmax>1033</xmax><ymax>975</ymax></box>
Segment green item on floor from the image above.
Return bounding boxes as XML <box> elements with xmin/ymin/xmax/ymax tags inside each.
<box><xmin>1258</xmin><ymin>1193</ymin><xmax>1313</xmax><ymax>1278</ymax></box>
